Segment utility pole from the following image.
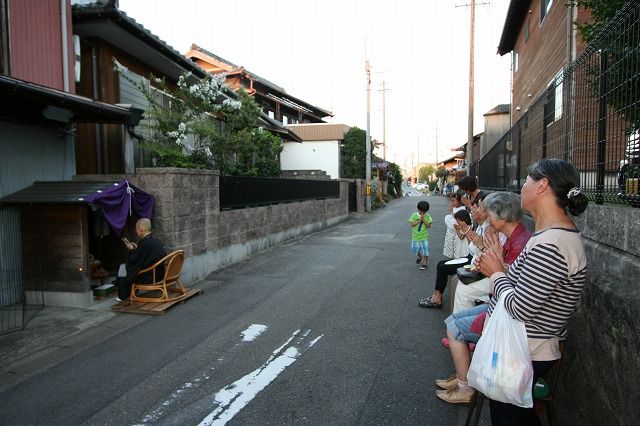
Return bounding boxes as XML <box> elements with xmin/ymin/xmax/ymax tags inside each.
<box><xmin>456</xmin><ymin>1</ymin><xmax>488</xmax><ymax>178</ymax></box>
<box><xmin>365</xmin><ymin>60</ymin><xmax>372</xmax><ymax>212</ymax></box>
<box><xmin>417</xmin><ymin>134</ymin><xmax>420</xmax><ymax>182</ymax></box>
<box><xmin>435</xmin><ymin>124</ymin><xmax>439</xmax><ymax>165</ymax></box>
<box><xmin>379</xmin><ymin>80</ymin><xmax>390</xmax><ymax>160</ymax></box>
<box><xmin>467</xmin><ymin>0</ymin><xmax>475</xmax><ymax>177</ymax></box>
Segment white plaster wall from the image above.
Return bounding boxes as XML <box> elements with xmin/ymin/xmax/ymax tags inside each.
<box><xmin>281</xmin><ymin>140</ymin><xmax>340</xmax><ymax>179</ymax></box>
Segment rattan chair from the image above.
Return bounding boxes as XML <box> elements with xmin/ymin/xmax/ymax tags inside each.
<box><xmin>130</xmin><ymin>250</ymin><xmax>187</xmax><ymax>303</ymax></box>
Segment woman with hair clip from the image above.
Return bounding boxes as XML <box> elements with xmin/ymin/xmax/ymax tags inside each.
<box><xmin>477</xmin><ymin>159</ymin><xmax>589</xmax><ymax>426</ymax></box>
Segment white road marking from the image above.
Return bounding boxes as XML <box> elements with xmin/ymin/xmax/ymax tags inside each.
<box><xmin>240</xmin><ymin>324</ymin><xmax>268</xmax><ymax>342</ymax></box>
<box><xmin>197</xmin><ymin>329</ymin><xmax>323</xmax><ymax>426</ymax></box>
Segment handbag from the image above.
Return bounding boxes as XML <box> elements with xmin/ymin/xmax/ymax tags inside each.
<box><xmin>456</xmin><ymin>267</ymin><xmax>483</xmax><ymax>285</ymax></box>
<box><xmin>467</xmin><ymin>290</ymin><xmax>534</xmax><ymax>408</ymax></box>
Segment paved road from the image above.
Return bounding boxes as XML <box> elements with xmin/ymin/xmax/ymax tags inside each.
<box><xmin>0</xmin><ymin>195</ymin><xmax>487</xmax><ymax>425</ymax></box>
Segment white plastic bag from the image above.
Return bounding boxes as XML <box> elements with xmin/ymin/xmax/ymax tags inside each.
<box><xmin>467</xmin><ymin>291</ymin><xmax>534</xmax><ymax>408</ymax></box>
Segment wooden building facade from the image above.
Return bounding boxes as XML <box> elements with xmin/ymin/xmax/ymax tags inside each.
<box><xmin>186</xmin><ymin>43</ymin><xmax>332</xmax><ymax>125</ymax></box>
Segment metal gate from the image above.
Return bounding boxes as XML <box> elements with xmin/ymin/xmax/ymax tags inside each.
<box><xmin>348</xmin><ymin>181</ymin><xmax>357</xmax><ymax>212</ymax></box>
<box><xmin>0</xmin><ymin>209</ymin><xmax>43</xmax><ymax>335</ymax></box>
<box><xmin>0</xmin><ymin>272</ymin><xmax>43</xmax><ymax>335</ymax></box>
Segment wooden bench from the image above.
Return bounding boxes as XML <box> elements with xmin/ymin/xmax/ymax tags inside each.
<box><xmin>130</xmin><ymin>250</ymin><xmax>188</xmax><ymax>303</ymax></box>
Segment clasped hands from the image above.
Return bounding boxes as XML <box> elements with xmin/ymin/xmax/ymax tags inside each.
<box><xmin>475</xmin><ymin>227</ymin><xmax>506</xmax><ymax>276</ymax></box>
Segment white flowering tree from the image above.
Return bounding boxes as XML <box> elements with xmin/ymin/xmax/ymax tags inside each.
<box><xmin>115</xmin><ymin>62</ymin><xmax>282</xmax><ymax>176</ymax></box>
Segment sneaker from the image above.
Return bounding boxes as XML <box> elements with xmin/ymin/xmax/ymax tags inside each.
<box><xmin>436</xmin><ymin>387</ymin><xmax>476</xmax><ymax>404</ymax></box>
<box><xmin>435</xmin><ymin>374</ymin><xmax>458</xmax><ymax>390</ymax></box>
<box><xmin>419</xmin><ymin>265</ymin><xmax>427</xmax><ymax>270</ymax></box>
<box><xmin>115</xmin><ymin>297</ymin><xmax>123</xmax><ymax>302</ymax></box>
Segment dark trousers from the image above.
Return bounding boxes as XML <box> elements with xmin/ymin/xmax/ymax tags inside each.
<box><xmin>115</xmin><ymin>276</ymin><xmax>133</xmax><ymax>300</ymax></box>
<box><xmin>434</xmin><ymin>255</ymin><xmax>472</xmax><ymax>293</ymax></box>
<box><xmin>489</xmin><ymin>360</ymin><xmax>556</xmax><ymax>426</ymax></box>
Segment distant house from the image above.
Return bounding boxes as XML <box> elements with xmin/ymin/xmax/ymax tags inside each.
<box><xmin>282</xmin><ymin>124</ymin><xmax>351</xmax><ymax>179</ymax></box>
<box><xmin>185</xmin><ymin>44</ymin><xmax>333</xmax><ymax>125</ymax></box>
<box><xmin>438</xmin><ymin>152</ymin><xmax>465</xmax><ymax>176</ymax></box>
<box><xmin>479</xmin><ymin>104</ymin><xmax>510</xmax><ymax>157</ymax></box>
<box><xmin>72</xmin><ymin>0</ymin><xmax>211</xmax><ymax>174</ymax></box>
<box><xmin>71</xmin><ymin>1</ymin><xmax>301</xmax><ymax>174</ymax></box>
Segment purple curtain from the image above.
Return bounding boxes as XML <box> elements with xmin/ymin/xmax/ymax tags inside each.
<box><xmin>84</xmin><ymin>180</ymin><xmax>154</xmax><ymax>236</ymax></box>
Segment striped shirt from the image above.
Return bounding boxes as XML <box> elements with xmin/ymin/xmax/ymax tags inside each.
<box><xmin>488</xmin><ymin>228</ymin><xmax>587</xmax><ymax>343</ymax></box>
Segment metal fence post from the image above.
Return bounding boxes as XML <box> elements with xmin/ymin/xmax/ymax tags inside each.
<box><xmin>596</xmin><ymin>50</ymin><xmax>608</xmax><ymax>205</ymax></box>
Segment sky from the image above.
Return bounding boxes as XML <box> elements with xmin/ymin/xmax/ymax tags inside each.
<box><xmin>118</xmin><ymin>0</ymin><xmax>512</xmax><ymax>173</ymax></box>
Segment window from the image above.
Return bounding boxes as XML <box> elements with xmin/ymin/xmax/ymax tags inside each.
<box><xmin>544</xmin><ymin>69</ymin><xmax>563</xmax><ymax>126</ymax></box>
<box><xmin>541</xmin><ymin>0</ymin><xmax>553</xmax><ymax>22</ymax></box>
<box><xmin>268</xmin><ymin>110</ymin><xmax>275</xmax><ymax>120</ymax></box>
<box><xmin>553</xmin><ymin>71</ymin><xmax>563</xmax><ymax>121</ymax></box>
<box><xmin>282</xmin><ymin>115</ymin><xmax>288</xmax><ymax>125</ymax></box>
<box><xmin>513</xmin><ymin>51</ymin><xmax>519</xmax><ymax>73</ymax></box>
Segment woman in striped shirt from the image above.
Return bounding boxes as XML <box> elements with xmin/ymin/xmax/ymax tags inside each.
<box><xmin>478</xmin><ymin>159</ymin><xmax>589</xmax><ymax>426</ymax></box>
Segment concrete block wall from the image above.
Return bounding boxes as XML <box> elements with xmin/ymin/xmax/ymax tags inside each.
<box><xmin>556</xmin><ymin>204</ymin><xmax>640</xmax><ymax>425</ymax></box>
<box><xmin>129</xmin><ymin>168</ymin><xmax>349</xmax><ymax>283</ymax></box>
<box><xmin>129</xmin><ymin>168</ymin><xmax>217</xmax><ymax>260</ymax></box>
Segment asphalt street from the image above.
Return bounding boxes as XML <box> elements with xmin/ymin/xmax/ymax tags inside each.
<box><xmin>0</xmin><ymin>194</ymin><xmax>490</xmax><ymax>425</ymax></box>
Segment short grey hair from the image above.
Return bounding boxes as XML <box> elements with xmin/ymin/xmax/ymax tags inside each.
<box><xmin>136</xmin><ymin>218</ymin><xmax>152</xmax><ymax>232</ymax></box>
<box><xmin>483</xmin><ymin>191</ymin><xmax>522</xmax><ymax>222</ymax></box>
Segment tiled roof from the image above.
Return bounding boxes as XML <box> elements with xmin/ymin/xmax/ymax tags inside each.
<box><xmin>72</xmin><ymin>0</ymin><xmax>208</xmax><ymax>78</ymax></box>
<box><xmin>0</xmin><ymin>181</ymin><xmax>117</xmax><ymax>205</ymax></box>
<box><xmin>189</xmin><ymin>44</ymin><xmax>332</xmax><ymax>118</ymax></box>
<box><xmin>0</xmin><ymin>75</ymin><xmax>142</xmax><ymax>125</ymax></box>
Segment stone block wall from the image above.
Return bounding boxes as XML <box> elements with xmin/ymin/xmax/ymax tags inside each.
<box><xmin>128</xmin><ymin>168</ymin><xmax>350</xmax><ymax>283</ymax></box>
<box><xmin>556</xmin><ymin>204</ymin><xmax>640</xmax><ymax>425</ymax></box>
<box><xmin>128</xmin><ymin>168</ymin><xmax>217</xmax><ymax>260</ymax></box>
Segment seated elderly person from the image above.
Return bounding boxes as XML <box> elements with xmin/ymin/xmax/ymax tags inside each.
<box><xmin>452</xmin><ymin>191</ymin><xmax>531</xmax><ymax>313</ymax></box>
<box><xmin>436</xmin><ymin>192</ymin><xmax>532</xmax><ymax>405</ymax></box>
<box><xmin>115</xmin><ymin>218</ymin><xmax>167</xmax><ymax>301</ymax></box>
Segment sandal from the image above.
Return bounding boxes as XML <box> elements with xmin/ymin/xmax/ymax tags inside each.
<box><xmin>418</xmin><ymin>297</ymin><xmax>442</xmax><ymax>309</ymax></box>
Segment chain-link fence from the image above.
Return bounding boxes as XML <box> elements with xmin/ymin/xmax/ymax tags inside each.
<box><xmin>477</xmin><ymin>1</ymin><xmax>640</xmax><ymax>207</ymax></box>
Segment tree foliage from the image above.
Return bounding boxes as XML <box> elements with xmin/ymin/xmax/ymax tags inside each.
<box><xmin>436</xmin><ymin>166</ymin><xmax>449</xmax><ymax>179</ymax></box>
<box><xmin>388</xmin><ymin>162</ymin><xmax>404</xmax><ymax>197</ymax></box>
<box><xmin>341</xmin><ymin>127</ymin><xmax>374</xmax><ymax>179</ymax></box>
<box><xmin>576</xmin><ymin>0</ymin><xmax>628</xmax><ymax>42</ymax></box>
<box><xmin>419</xmin><ymin>165</ymin><xmax>436</xmax><ymax>182</ymax></box>
<box><xmin>116</xmin><ymin>63</ymin><xmax>282</xmax><ymax>176</ymax></box>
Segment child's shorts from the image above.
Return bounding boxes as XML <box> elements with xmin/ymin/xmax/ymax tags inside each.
<box><xmin>411</xmin><ymin>240</ymin><xmax>429</xmax><ymax>256</ymax></box>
